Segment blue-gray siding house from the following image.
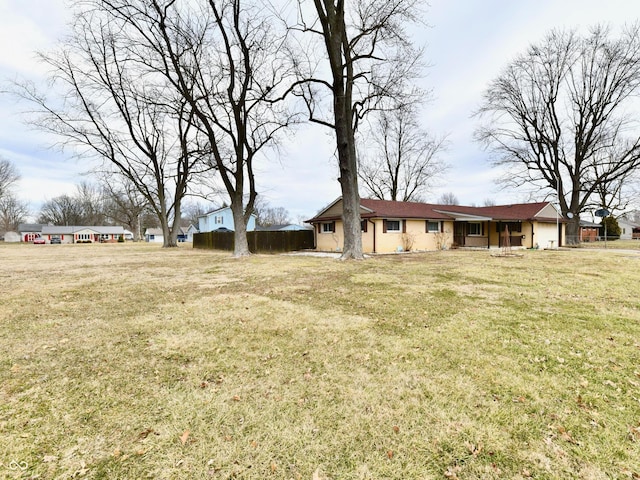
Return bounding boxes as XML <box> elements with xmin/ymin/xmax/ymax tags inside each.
<box><xmin>198</xmin><ymin>206</ymin><xmax>257</xmax><ymax>233</ymax></box>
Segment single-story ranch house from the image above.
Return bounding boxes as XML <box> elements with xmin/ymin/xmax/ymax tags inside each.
<box><xmin>307</xmin><ymin>198</ymin><xmax>566</xmax><ymax>254</ymax></box>
<box><xmin>18</xmin><ymin>224</ymin><xmax>125</xmax><ymax>244</ymax></box>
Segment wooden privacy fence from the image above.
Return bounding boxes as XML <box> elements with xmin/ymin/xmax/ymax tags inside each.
<box><xmin>193</xmin><ymin>230</ymin><xmax>315</xmax><ymax>253</ymax></box>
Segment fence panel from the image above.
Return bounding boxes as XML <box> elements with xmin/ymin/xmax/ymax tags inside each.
<box><xmin>194</xmin><ymin>230</ymin><xmax>315</xmax><ymax>253</ymax></box>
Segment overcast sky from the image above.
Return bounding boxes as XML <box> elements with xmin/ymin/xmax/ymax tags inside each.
<box><xmin>1</xmin><ymin>0</ymin><xmax>640</xmax><ymax>222</ymax></box>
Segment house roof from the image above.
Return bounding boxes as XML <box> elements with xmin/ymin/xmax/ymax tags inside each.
<box><xmin>434</xmin><ymin>202</ymin><xmax>558</xmax><ymax>222</ymax></box>
<box><xmin>308</xmin><ymin>198</ymin><xmax>563</xmax><ymax>223</ymax></box>
<box><xmin>41</xmin><ymin>225</ymin><xmax>125</xmax><ymax>235</ymax></box>
<box><xmin>18</xmin><ymin>223</ymin><xmax>45</xmax><ymax>232</ymax></box>
<box><xmin>198</xmin><ymin>206</ymin><xmax>257</xmax><ymax>219</ymax></box>
<box><xmin>145</xmin><ymin>228</ymin><xmax>164</xmax><ymax>236</ymax></box>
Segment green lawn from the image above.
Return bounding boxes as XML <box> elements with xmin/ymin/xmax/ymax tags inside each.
<box><xmin>1</xmin><ymin>243</ymin><xmax>639</xmax><ymax>479</ymax></box>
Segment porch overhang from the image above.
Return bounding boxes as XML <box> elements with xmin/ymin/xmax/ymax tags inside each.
<box><xmin>434</xmin><ymin>210</ymin><xmax>492</xmax><ymax>222</ymax></box>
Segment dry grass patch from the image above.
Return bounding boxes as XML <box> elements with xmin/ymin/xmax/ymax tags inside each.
<box><xmin>1</xmin><ymin>243</ymin><xmax>639</xmax><ymax>479</ymax></box>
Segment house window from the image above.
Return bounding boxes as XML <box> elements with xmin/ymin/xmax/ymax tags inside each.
<box><xmin>215</xmin><ymin>216</ymin><xmax>224</xmax><ymax>224</ymax></box>
<box><xmin>385</xmin><ymin>220</ymin><xmax>401</xmax><ymax>232</ymax></box>
<box><xmin>468</xmin><ymin>222</ymin><xmax>482</xmax><ymax>236</ymax></box>
<box><xmin>361</xmin><ymin>220</ymin><xmax>368</xmax><ymax>233</ymax></box>
<box><xmin>426</xmin><ymin>221</ymin><xmax>440</xmax><ymax>233</ymax></box>
<box><xmin>321</xmin><ymin>222</ymin><xmax>335</xmax><ymax>233</ymax></box>
<box><xmin>496</xmin><ymin>222</ymin><xmax>522</xmax><ymax>233</ymax></box>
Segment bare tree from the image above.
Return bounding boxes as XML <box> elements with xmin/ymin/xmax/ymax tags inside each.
<box><xmin>253</xmin><ymin>197</ymin><xmax>291</xmax><ymax>226</ymax></box>
<box><xmin>75</xmin><ymin>182</ymin><xmax>107</xmax><ymax>225</ymax></box>
<box><xmin>101</xmin><ymin>173</ymin><xmax>149</xmax><ymax>241</ymax></box>
<box><xmin>359</xmin><ymin>103</ymin><xmax>447</xmax><ymax>202</ymax></box>
<box><xmin>180</xmin><ymin>201</ymin><xmax>211</xmax><ymax>228</ymax></box>
<box><xmin>0</xmin><ymin>158</ymin><xmax>20</xmax><ymax>202</ymax></box>
<box><xmin>437</xmin><ymin>192</ymin><xmax>459</xmax><ymax>205</ymax></box>
<box><xmin>17</xmin><ymin>3</ymin><xmax>208</xmax><ymax>248</ymax></box>
<box><xmin>99</xmin><ymin>0</ymin><xmax>300</xmax><ymax>256</ymax></box>
<box><xmin>0</xmin><ymin>195</ymin><xmax>29</xmax><ymax>234</ymax></box>
<box><xmin>476</xmin><ymin>25</ymin><xmax>640</xmax><ymax>244</ymax></box>
<box><xmin>38</xmin><ymin>194</ymin><xmax>87</xmax><ymax>225</ymax></box>
<box><xmin>292</xmin><ymin>0</ymin><xmax>425</xmax><ymax>259</ymax></box>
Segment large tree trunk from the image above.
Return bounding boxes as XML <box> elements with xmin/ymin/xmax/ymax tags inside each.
<box><xmin>565</xmin><ymin>215</ymin><xmax>581</xmax><ymax>246</ymax></box>
<box><xmin>335</xmin><ymin>112</ymin><xmax>363</xmax><ymax>260</ymax></box>
<box><xmin>325</xmin><ymin>2</ymin><xmax>363</xmax><ymax>260</ymax></box>
<box><xmin>161</xmin><ymin>219</ymin><xmax>178</xmax><ymax>248</ymax></box>
<box><xmin>231</xmin><ymin>200</ymin><xmax>251</xmax><ymax>257</ymax></box>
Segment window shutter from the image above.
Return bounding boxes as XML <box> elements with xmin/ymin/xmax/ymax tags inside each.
<box><xmin>383</xmin><ymin>219</ymin><xmax>387</xmax><ymax>233</ymax></box>
<box><xmin>482</xmin><ymin>223</ymin><xmax>485</xmax><ymax>236</ymax></box>
<box><xmin>440</xmin><ymin>221</ymin><xmax>444</xmax><ymax>233</ymax></box>
<box><xmin>402</xmin><ymin>220</ymin><xmax>407</xmax><ymax>233</ymax></box>
<box><xmin>316</xmin><ymin>223</ymin><xmax>321</xmax><ymax>234</ymax></box>
<box><xmin>425</xmin><ymin>221</ymin><xmax>429</xmax><ymax>233</ymax></box>
<box><xmin>361</xmin><ymin>219</ymin><xmax>368</xmax><ymax>232</ymax></box>
<box><xmin>331</xmin><ymin>221</ymin><xmax>335</xmax><ymax>233</ymax></box>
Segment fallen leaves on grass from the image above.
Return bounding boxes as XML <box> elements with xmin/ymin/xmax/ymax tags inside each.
<box><xmin>557</xmin><ymin>426</ymin><xmax>579</xmax><ymax>445</ymax></box>
<box><xmin>179</xmin><ymin>430</ymin><xmax>190</xmax><ymax>445</ymax></box>
<box><xmin>138</xmin><ymin>428</ymin><xmax>158</xmax><ymax>440</ymax></box>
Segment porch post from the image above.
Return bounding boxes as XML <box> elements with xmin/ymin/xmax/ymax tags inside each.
<box><xmin>487</xmin><ymin>221</ymin><xmax>491</xmax><ymax>249</ymax></box>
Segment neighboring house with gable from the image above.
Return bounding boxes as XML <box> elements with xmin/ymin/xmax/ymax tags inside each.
<box><xmin>198</xmin><ymin>206</ymin><xmax>257</xmax><ymax>233</ymax></box>
<box><xmin>145</xmin><ymin>228</ymin><xmax>164</xmax><ymax>243</ymax></box>
<box><xmin>183</xmin><ymin>224</ymin><xmax>199</xmax><ymax>242</ymax></box>
<box><xmin>18</xmin><ymin>223</ymin><xmax>44</xmax><ymax>243</ymax></box>
<box><xmin>617</xmin><ymin>215</ymin><xmax>640</xmax><ymax>240</ymax></box>
<box><xmin>307</xmin><ymin>197</ymin><xmax>565</xmax><ymax>254</ymax></box>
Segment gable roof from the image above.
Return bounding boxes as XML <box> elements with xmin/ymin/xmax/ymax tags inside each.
<box><xmin>308</xmin><ymin>198</ymin><xmax>562</xmax><ymax>223</ymax></box>
<box><xmin>198</xmin><ymin>206</ymin><xmax>257</xmax><ymax>219</ymax></box>
<box><xmin>18</xmin><ymin>223</ymin><xmax>45</xmax><ymax>232</ymax></box>
<box><xmin>434</xmin><ymin>202</ymin><xmax>557</xmax><ymax>222</ymax></box>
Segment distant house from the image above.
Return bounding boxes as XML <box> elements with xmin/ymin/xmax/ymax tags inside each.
<box><xmin>579</xmin><ymin>220</ymin><xmax>600</xmax><ymax>243</ymax></box>
<box><xmin>18</xmin><ymin>224</ymin><xmax>125</xmax><ymax>244</ymax></box>
<box><xmin>42</xmin><ymin>226</ymin><xmax>125</xmax><ymax>243</ymax></box>
<box><xmin>144</xmin><ymin>228</ymin><xmax>164</xmax><ymax>243</ymax></box>
<box><xmin>307</xmin><ymin>197</ymin><xmax>565</xmax><ymax>253</ymax></box>
<box><xmin>198</xmin><ymin>206</ymin><xmax>257</xmax><ymax>233</ymax></box>
<box><xmin>18</xmin><ymin>223</ymin><xmax>44</xmax><ymax>243</ymax></box>
<box><xmin>617</xmin><ymin>215</ymin><xmax>640</xmax><ymax>240</ymax></box>
<box><xmin>184</xmin><ymin>224</ymin><xmax>199</xmax><ymax>242</ymax></box>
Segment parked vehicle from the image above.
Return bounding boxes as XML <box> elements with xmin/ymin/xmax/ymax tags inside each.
<box><xmin>33</xmin><ymin>237</ymin><xmax>46</xmax><ymax>244</ymax></box>
<box><xmin>50</xmin><ymin>237</ymin><xmax>62</xmax><ymax>244</ymax></box>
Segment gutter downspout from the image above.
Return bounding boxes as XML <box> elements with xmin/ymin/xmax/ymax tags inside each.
<box><xmin>369</xmin><ymin>219</ymin><xmax>376</xmax><ymax>254</ymax></box>
<box><xmin>531</xmin><ymin>221</ymin><xmax>534</xmax><ymax>249</ymax></box>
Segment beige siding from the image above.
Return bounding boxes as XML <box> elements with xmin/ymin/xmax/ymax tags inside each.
<box><xmin>489</xmin><ymin>222</ymin><xmax>534</xmax><ymax>248</ymax></box>
<box><xmin>316</xmin><ymin>221</ymin><xmax>344</xmax><ymax>252</ymax></box>
<box><xmin>537</xmin><ymin>203</ymin><xmax>559</xmax><ymax>218</ymax></box>
<box><xmin>317</xmin><ymin>218</ymin><xmax>454</xmax><ymax>253</ymax></box>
